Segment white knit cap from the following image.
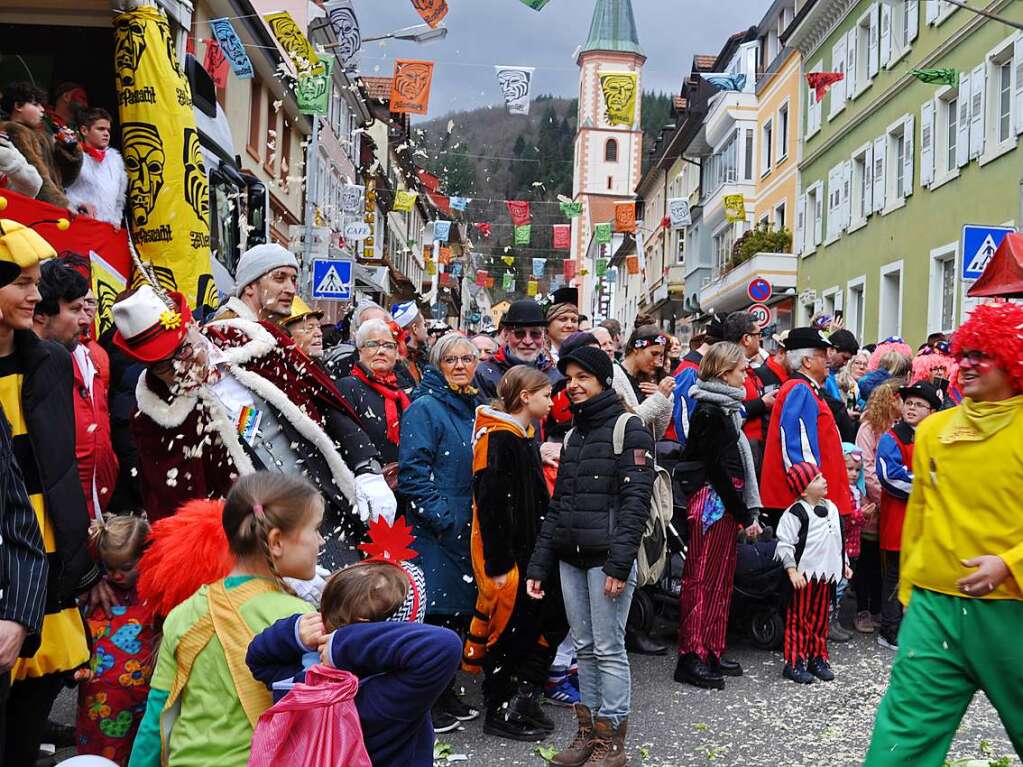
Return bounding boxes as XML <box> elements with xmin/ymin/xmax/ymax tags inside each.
<box><xmin>390</xmin><ymin>300</ymin><xmax>419</xmax><ymax>329</ymax></box>
<box><xmin>233</xmin><ymin>244</ymin><xmax>298</xmax><ymax>296</ymax></box>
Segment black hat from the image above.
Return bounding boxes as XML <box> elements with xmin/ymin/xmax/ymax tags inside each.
<box><xmin>898</xmin><ymin>381</ymin><xmax>942</xmax><ymax>411</ymax></box>
<box><xmin>783</xmin><ymin>326</ymin><xmax>834</xmax><ymax>351</ymax></box>
<box><xmin>558</xmin><ymin>345</ymin><xmax>614</xmax><ymax>389</ymax></box>
<box><xmin>500</xmin><ymin>299</ymin><xmax>547</xmax><ymax>328</ymax></box>
<box><xmin>561</xmin><ymin>331</ymin><xmax>598</xmax><ymax>357</ymax></box>
<box><xmin>704</xmin><ymin>316</ymin><xmax>725</xmax><ymax>342</ymax></box>
<box><xmin>550</xmin><ymin>286</ymin><xmax>578</xmax><ymax>307</ymax></box>
<box><xmin>829</xmin><ymin>329</ymin><xmax>860</xmax><ymax>355</ymax></box>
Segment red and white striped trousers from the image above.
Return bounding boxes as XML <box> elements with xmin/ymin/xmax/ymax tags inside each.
<box><xmin>784</xmin><ymin>578</ymin><xmax>833</xmax><ymax>665</ymax></box>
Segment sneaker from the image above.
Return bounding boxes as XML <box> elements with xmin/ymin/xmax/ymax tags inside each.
<box><xmin>855</xmin><ymin>611</ymin><xmax>876</xmax><ymax>634</ymax></box>
<box><xmin>877</xmin><ymin>633</ymin><xmax>899</xmax><ymax>651</ymax></box>
<box><xmin>782</xmin><ymin>661</ymin><xmax>816</xmax><ymax>685</ymax></box>
<box><xmin>543</xmin><ymin>676</ymin><xmax>580</xmax><ymax>706</ymax></box>
<box><xmin>807</xmin><ymin>657</ymin><xmax>835</xmax><ymax>682</ymax></box>
<box><xmin>828</xmin><ymin>620</ymin><xmax>853</xmax><ymax>642</ymax></box>
<box><xmin>431</xmin><ymin>707</ymin><xmax>460</xmax><ymax>733</ymax></box>
<box><xmin>566</xmin><ymin>667</ymin><xmax>579</xmax><ymax>692</ymax></box>
<box><xmin>437</xmin><ymin>686</ymin><xmax>479</xmax><ymax>722</ymax></box>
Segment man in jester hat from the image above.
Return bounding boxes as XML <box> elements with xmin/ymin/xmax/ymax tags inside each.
<box><xmin>112</xmin><ymin>283</ymin><xmax>396</xmax><ymax>569</ymax></box>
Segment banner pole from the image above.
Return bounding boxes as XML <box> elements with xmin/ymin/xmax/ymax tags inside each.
<box><xmin>303</xmin><ymin>115</ymin><xmax>321</xmax><ymax>294</ymax></box>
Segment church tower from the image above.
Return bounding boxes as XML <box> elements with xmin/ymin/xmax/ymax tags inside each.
<box><xmin>571</xmin><ymin>0</ymin><xmax>645</xmax><ymax>319</ymax></box>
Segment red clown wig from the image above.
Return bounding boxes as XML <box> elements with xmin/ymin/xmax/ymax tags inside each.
<box><xmin>951</xmin><ymin>302</ymin><xmax>1023</xmax><ymax>394</ymax></box>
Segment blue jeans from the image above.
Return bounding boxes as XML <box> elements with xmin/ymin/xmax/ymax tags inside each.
<box><xmin>559</xmin><ymin>561</ymin><xmax>637</xmax><ymax>726</ymax></box>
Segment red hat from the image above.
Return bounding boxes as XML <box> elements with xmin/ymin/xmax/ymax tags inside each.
<box><xmin>112</xmin><ymin>285</ymin><xmax>192</xmax><ymax>363</ymax></box>
<box><xmin>786</xmin><ymin>462</ymin><xmax>821</xmax><ymax>497</ymax></box>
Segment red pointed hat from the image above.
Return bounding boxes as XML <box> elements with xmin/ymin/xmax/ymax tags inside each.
<box><xmin>112</xmin><ymin>285</ymin><xmax>192</xmax><ymax>363</ymax></box>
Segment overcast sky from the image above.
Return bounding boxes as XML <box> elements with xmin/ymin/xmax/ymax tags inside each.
<box><xmin>351</xmin><ymin>0</ymin><xmax>774</xmax><ymax>119</ymax></box>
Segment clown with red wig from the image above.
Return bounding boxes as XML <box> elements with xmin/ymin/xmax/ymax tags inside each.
<box><xmin>866</xmin><ymin>302</ymin><xmax>1023</xmax><ymax>766</ymax></box>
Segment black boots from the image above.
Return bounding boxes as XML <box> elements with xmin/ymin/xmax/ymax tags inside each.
<box><xmin>625</xmin><ymin>627</ymin><xmax>668</xmax><ymax>656</ymax></box>
<box><xmin>708</xmin><ymin>654</ymin><xmax>743</xmax><ymax>677</ymax></box>
<box><xmin>673</xmin><ymin>652</ymin><xmax>725</xmax><ymax>690</ymax></box>
<box><xmin>483</xmin><ymin>683</ymin><xmax>552</xmax><ymax>742</ymax></box>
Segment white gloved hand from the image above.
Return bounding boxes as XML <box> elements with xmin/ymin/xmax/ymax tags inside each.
<box><xmin>285</xmin><ymin>565</ymin><xmax>331</xmax><ymax>607</ymax></box>
<box><xmin>354</xmin><ymin>473</ymin><xmax>397</xmax><ymax>523</ymax></box>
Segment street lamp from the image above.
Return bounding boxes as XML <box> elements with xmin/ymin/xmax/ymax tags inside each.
<box><xmin>324</xmin><ymin>24</ymin><xmax>449</xmax><ymax>49</ymax></box>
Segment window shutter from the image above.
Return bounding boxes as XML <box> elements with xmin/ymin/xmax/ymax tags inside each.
<box><xmin>957</xmin><ymin>71</ymin><xmax>971</xmax><ymax>167</ymax></box>
<box><xmin>841</xmin><ymin>160</ymin><xmax>852</xmax><ymax>231</ymax></box>
<box><xmin>880</xmin><ymin>2</ymin><xmax>892</xmax><ymax>69</ymax></box>
<box><xmin>926</xmin><ymin>0</ymin><xmax>939</xmax><ymax>24</ymax></box>
<box><xmin>846</xmin><ymin>28</ymin><xmax>858</xmax><ymax>97</ymax></box>
<box><xmin>873</xmin><ymin>135</ymin><xmax>886</xmax><ymax>212</ymax></box>
<box><xmin>869</xmin><ymin>4</ymin><xmax>881</xmax><ymax>78</ymax></box>
<box><xmin>814</xmin><ymin>183</ymin><xmax>824</xmax><ymax>246</ymax></box>
<box><xmin>920</xmin><ymin>100</ymin><xmax>935</xmax><ymax>187</ymax></box>
<box><xmin>969</xmin><ymin>63</ymin><xmax>985</xmax><ymax>159</ymax></box>
<box><xmin>864</xmin><ymin>141</ymin><xmax>874</xmax><ymax>215</ymax></box>
<box><xmin>907</xmin><ymin>0</ymin><xmax>919</xmax><ymax>41</ymax></box>
<box><xmin>830</xmin><ymin>37</ymin><xmax>847</xmax><ymax>117</ymax></box>
<box><xmin>826</xmin><ymin>166</ymin><xmax>838</xmax><ymax>240</ymax></box>
<box><xmin>903</xmin><ymin>114</ymin><xmax>914</xmax><ymax>198</ymax></box>
<box><xmin>1014</xmin><ymin>34</ymin><xmax>1023</xmax><ymax>135</ymax></box>
<box><xmin>795</xmin><ymin>193</ymin><xmax>806</xmax><ymax>255</ymax></box>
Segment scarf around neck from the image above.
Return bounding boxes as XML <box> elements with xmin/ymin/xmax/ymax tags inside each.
<box><xmin>938</xmin><ymin>394</ymin><xmax>1023</xmax><ymax>444</ymax></box>
<box><xmin>81</xmin><ymin>142</ymin><xmax>106</xmax><ymax>162</ymax></box>
<box><xmin>352</xmin><ymin>364</ymin><xmax>411</xmax><ymax>444</ymax></box>
<box><xmin>689</xmin><ymin>378</ymin><xmax>762</xmax><ymax>512</ymax></box>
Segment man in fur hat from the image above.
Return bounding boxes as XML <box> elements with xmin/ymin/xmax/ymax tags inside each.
<box><xmin>113</xmin><ymin>285</ymin><xmax>395</xmax><ymax>568</ymax></box>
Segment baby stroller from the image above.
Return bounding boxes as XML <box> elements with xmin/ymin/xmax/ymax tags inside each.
<box><xmin>728</xmin><ymin>529</ymin><xmax>787</xmax><ymax>650</ymax></box>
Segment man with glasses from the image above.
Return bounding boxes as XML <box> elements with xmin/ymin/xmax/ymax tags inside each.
<box><xmin>475</xmin><ymin>299</ymin><xmax>562</xmax><ymax>402</ymax></box>
<box><xmin>113</xmin><ymin>285</ymin><xmax>395</xmax><ymax>568</ymax></box>
<box><xmin>866</xmin><ymin>302</ymin><xmax>1023</xmax><ymax>766</ymax></box>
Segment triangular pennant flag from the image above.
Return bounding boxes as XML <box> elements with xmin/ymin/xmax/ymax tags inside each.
<box><xmin>506</xmin><ymin>200</ymin><xmax>531</xmax><ymax>226</ymax></box>
<box><xmin>514</xmin><ymin>224</ymin><xmax>532</xmax><ymax>245</ymax></box>
<box><xmin>502</xmin><ymin>255</ymin><xmax>515</xmax><ymax>266</ymax></box>
<box><xmin>806</xmin><ymin>71</ymin><xmax>845</xmax><ymax>103</ymax></box>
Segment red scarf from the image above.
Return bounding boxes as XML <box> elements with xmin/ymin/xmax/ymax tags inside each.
<box><xmin>81</xmin><ymin>142</ymin><xmax>106</xmax><ymax>163</ymax></box>
<box><xmin>352</xmin><ymin>365</ymin><xmax>411</xmax><ymax>444</ymax></box>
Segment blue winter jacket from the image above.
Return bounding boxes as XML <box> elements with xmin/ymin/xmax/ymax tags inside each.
<box><xmin>398</xmin><ymin>366</ymin><xmax>480</xmax><ymax>615</ymax></box>
<box><xmin>857</xmin><ymin>369</ymin><xmax>891</xmax><ymax>409</ymax></box>
<box><xmin>246</xmin><ymin>618</ymin><xmax>462</xmax><ymax>767</ymax></box>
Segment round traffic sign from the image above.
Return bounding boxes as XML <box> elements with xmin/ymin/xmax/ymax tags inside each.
<box><xmin>748</xmin><ymin>303</ymin><xmax>772</xmax><ymax>329</ymax></box>
<box><xmin>747</xmin><ymin>277</ymin><xmax>772</xmax><ymax>303</ymax></box>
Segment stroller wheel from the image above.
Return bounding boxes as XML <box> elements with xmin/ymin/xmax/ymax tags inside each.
<box><xmin>627</xmin><ymin>587</ymin><xmax>655</xmax><ymax>635</ymax></box>
<box><xmin>749</xmin><ymin>606</ymin><xmax>784</xmax><ymax>650</ymax></box>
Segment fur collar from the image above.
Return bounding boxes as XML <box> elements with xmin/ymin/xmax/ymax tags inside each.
<box><xmin>218</xmin><ymin>296</ymin><xmax>259</xmax><ymax>322</ymax></box>
<box><xmin>203</xmin><ymin>318</ymin><xmax>277</xmax><ymax>364</ymax></box>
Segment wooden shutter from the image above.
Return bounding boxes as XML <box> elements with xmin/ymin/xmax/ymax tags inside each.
<box><xmin>864</xmin><ymin>142</ymin><xmax>874</xmax><ymax>215</ymax></box>
<box><xmin>814</xmin><ymin>183</ymin><xmax>824</xmax><ymax>246</ymax></box>
<box><xmin>869</xmin><ymin>4</ymin><xmax>881</xmax><ymax>78</ymax></box>
<box><xmin>846</xmin><ymin>28</ymin><xmax>858</xmax><ymax>98</ymax></box>
<box><xmin>873</xmin><ymin>135</ymin><xmax>886</xmax><ymax>212</ymax></box>
<box><xmin>920</xmin><ymin>99</ymin><xmax>935</xmax><ymax>187</ymax></box>
<box><xmin>1014</xmin><ymin>34</ymin><xmax>1023</xmax><ymax>135</ymax></box>
<box><xmin>903</xmin><ymin>114</ymin><xmax>914</xmax><ymax>198</ymax></box>
<box><xmin>831</xmin><ymin>37</ymin><xmax>847</xmax><ymax>117</ymax></box>
<box><xmin>969</xmin><ymin>63</ymin><xmax>985</xmax><ymax>159</ymax></box>
<box><xmin>957</xmin><ymin>71</ymin><xmax>971</xmax><ymax>167</ymax></box>
<box><xmin>826</xmin><ymin>166</ymin><xmax>838</xmax><ymax>241</ymax></box>
<box><xmin>926</xmin><ymin>0</ymin><xmax>939</xmax><ymax>24</ymax></box>
<box><xmin>880</xmin><ymin>2</ymin><xmax>892</xmax><ymax>69</ymax></box>
<box><xmin>841</xmin><ymin>160</ymin><xmax>852</xmax><ymax>231</ymax></box>
<box><xmin>795</xmin><ymin>193</ymin><xmax>806</xmax><ymax>255</ymax></box>
<box><xmin>907</xmin><ymin>0</ymin><xmax>919</xmax><ymax>42</ymax></box>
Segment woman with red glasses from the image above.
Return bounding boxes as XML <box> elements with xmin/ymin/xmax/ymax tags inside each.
<box><xmin>866</xmin><ymin>302</ymin><xmax>1023</xmax><ymax>766</ymax></box>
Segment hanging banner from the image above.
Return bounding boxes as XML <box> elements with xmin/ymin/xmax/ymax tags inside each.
<box><xmin>115</xmin><ymin>5</ymin><xmax>214</xmax><ymax>312</ymax></box>
<box><xmin>501</xmin><ymin>255</ymin><xmax>515</xmax><ymax>266</ymax></box>
<box><xmin>390</xmin><ymin>59</ymin><xmax>434</xmax><ymax>115</ymax></box>
<box><xmin>514</xmin><ymin>224</ymin><xmax>531</xmax><ymax>245</ymax></box>
<box><xmin>702</xmin><ymin>72</ymin><xmax>747</xmax><ymax>92</ymax></box>
<box><xmin>209</xmin><ymin>18</ymin><xmax>254</xmax><ymax>80</ymax></box>
<box><xmin>595</xmin><ymin>223</ymin><xmax>612</xmax><ymax>244</ymax></box>
<box><xmin>393</xmin><ymin>190</ymin><xmax>418</xmax><ymax>212</ymax></box>
<box><xmin>806</xmin><ymin>72</ymin><xmax>845</xmax><ymax>103</ymax></box>
<box><xmin>202</xmin><ymin>39</ymin><xmax>229</xmax><ymax>89</ymax></box>
<box><xmin>324</xmin><ymin>0</ymin><xmax>361</xmax><ymax>70</ymax></box>
<box><xmin>626</xmin><ymin>254</ymin><xmax>640</xmax><ymax>275</ymax></box>
<box><xmin>263</xmin><ymin>11</ymin><xmax>323</xmax><ymax>75</ymax></box>
<box><xmin>297</xmin><ymin>58</ymin><xmax>333</xmax><ymax>116</ymax></box>
<box><xmin>724</xmin><ymin>194</ymin><xmax>746</xmax><ymax>223</ymax></box>
<box><xmin>434</xmin><ymin>220</ymin><xmax>452</xmax><ymax>242</ymax></box>
<box><xmin>450</xmin><ymin>196</ymin><xmax>469</xmax><ymax>211</ymax></box>
<box><xmin>503</xmin><ymin>272</ymin><xmax>514</xmax><ymax>291</ymax></box>
<box><xmin>506</xmin><ymin>200</ymin><xmax>531</xmax><ymax>226</ymax></box>
<box><xmin>495</xmin><ymin>66</ymin><xmax>535</xmax><ymax>115</ymax></box>
<box><xmin>552</xmin><ymin>224</ymin><xmax>571</xmax><ymax>249</ymax></box>
<box><xmin>425</xmin><ymin>256</ymin><xmax>436</xmax><ymax>275</ymax></box>
<box><xmin>599</xmin><ymin>72</ymin><xmax>638</xmax><ymax>126</ymax></box>
<box><xmin>476</xmin><ymin>269</ymin><xmax>488</xmax><ymax>286</ymax></box>
<box><xmin>439</xmin><ymin>271</ymin><xmax>452</xmax><ymax>287</ymax></box>
<box><xmin>531</xmin><ymin>257</ymin><xmax>545</xmax><ymax>278</ymax></box>
<box><xmin>438</xmin><ymin>246</ymin><xmax>452</xmax><ymax>265</ymax></box>
<box><xmin>473</xmin><ymin>222</ymin><xmax>491</xmax><ymax>238</ymax></box>
<box><xmin>410</xmin><ymin>0</ymin><xmax>448</xmax><ymax>28</ymax></box>
<box><xmin>563</xmin><ymin>259</ymin><xmax>576</xmax><ymax>280</ymax></box>
<box><xmin>450</xmin><ymin>262</ymin><xmax>463</xmax><ymax>278</ymax></box>
<box><xmin>595</xmin><ymin>258</ymin><xmax>609</xmax><ymax>277</ymax></box>
<box><xmin>527</xmin><ymin>279</ymin><xmax>539</xmax><ymax>296</ymax></box>
<box><xmin>614</xmin><ymin>202</ymin><xmax>637</xmax><ymax>233</ymax></box>
<box><xmin>485</xmin><ymin>275</ymin><xmax>495</xmax><ymax>289</ymax></box>
<box><xmin>341</xmin><ymin>184</ymin><xmax>364</xmax><ymax>215</ymax></box>
<box><xmin>560</xmin><ymin>200</ymin><xmax>582</xmax><ymax>218</ymax></box>
<box><xmin>668</xmin><ymin>198</ymin><xmax>692</xmax><ymax>229</ymax></box>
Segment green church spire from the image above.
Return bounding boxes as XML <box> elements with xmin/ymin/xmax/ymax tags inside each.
<box><xmin>581</xmin><ymin>0</ymin><xmax>644</xmax><ymax>57</ymax></box>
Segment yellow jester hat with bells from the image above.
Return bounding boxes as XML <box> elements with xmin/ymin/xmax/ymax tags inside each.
<box><xmin>0</xmin><ymin>197</ymin><xmax>66</xmax><ymax>284</ymax></box>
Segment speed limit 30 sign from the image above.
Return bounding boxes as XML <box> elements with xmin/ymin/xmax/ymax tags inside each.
<box><xmin>748</xmin><ymin>303</ymin><xmax>772</xmax><ymax>329</ymax></box>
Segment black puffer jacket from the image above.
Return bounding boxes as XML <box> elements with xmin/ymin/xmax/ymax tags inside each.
<box><xmin>527</xmin><ymin>389</ymin><xmax>654</xmax><ymax>582</ymax></box>
<box><xmin>680</xmin><ymin>401</ymin><xmax>756</xmax><ymax>527</ymax></box>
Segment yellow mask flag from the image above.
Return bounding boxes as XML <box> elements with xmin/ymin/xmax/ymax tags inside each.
<box><xmin>90</xmin><ymin>250</ymin><xmax>129</xmax><ymax>336</ymax></box>
<box><xmin>114</xmin><ymin>6</ymin><xmax>215</xmax><ymax>313</ymax></box>
<box><xmin>393</xmin><ymin>190</ymin><xmax>418</xmax><ymax>213</ymax></box>
<box><xmin>724</xmin><ymin>194</ymin><xmax>746</xmax><ymax>223</ymax></box>
<box><xmin>527</xmin><ymin>279</ymin><xmax>538</xmax><ymax>297</ymax></box>
<box><xmin>599</xmin><ymin>72</ymin><xmax>638</xmax><ymax>126</ymax></box>
<box><xmin>263</xmin><ymin>11</ymin><xmax>324</xmax><ymax>75</ymax></box>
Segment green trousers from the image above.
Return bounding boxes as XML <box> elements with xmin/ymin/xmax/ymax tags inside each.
<box><xmin>865</xmin><ymin>587</ymin><xmax>1023</xmax><ymax>766</ymax></box>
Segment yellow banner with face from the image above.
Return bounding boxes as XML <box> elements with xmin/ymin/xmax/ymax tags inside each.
<box><xmin>599</xmin><ymin>71</ymin><xmax>638</xmax><ymax>126</ymax></box>
<box><xmin>114</xmin><ymin>6</ymin><xmax>215</xmax><ymax>313</ymax></box>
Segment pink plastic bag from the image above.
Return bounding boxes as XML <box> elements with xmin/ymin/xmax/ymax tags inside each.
<box><xmin>248</xmin><ymin>664</ymin><xmax>372</xmax><ymax>767</ymax></box>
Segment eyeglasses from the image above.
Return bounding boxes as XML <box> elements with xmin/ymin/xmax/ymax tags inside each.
<box><xmin>511</xmin><ymin>328</ymin><xmax>544</xmax><ymax>341</ymax></box>
<box><xmin>441</xmin><ymin>355</ymin><xmax>476</xmax><ymax>367</ymax></box>
<box><xmin>955</xmin><ymin>350</ymin><xmax>991</xmax><ymax>367</ymax></box>
<box><xmin>363</xmin><ymin>340</ymin><xmax>398</xmax><ymax>352</ymax></box>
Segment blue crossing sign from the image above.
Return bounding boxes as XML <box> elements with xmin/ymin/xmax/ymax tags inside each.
<box><xmin>311</xmin><ymin>259</ymin><xmax>353</xmax><ymax>300</ymax></box>
<box><xmin>961</xmin><ymin>225</ymin><xmax>1014</xmax><ymax>281</ymax></box>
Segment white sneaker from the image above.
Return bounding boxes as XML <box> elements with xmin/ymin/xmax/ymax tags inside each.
<box><xmin>877</xmin><ymin>634</ymin><xmax>898</xmax><ymax>651</ymax></box>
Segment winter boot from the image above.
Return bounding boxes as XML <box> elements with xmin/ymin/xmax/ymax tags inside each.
<box><xmin>549</xmin><ymin>704</ymin><xmax>594</xmax><ymax>766</ymax></box>
<box><xmin>524</xmin><ymin>683</ymin><xmax>556</xmax><ymax>732</ymax></box>
<box><xmin>483</xmin><ymin>700</ymin><xmax>548</xmax><ymax>742</ymax></box>
<box><xmin>585</xmin><ymin>717</ymin><xmax>628</xmax><ymax>766</ymax></box>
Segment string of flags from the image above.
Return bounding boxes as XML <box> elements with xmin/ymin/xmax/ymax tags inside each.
<box><xmin>411</xmin><ymin>0</ymin><xmax>448</xmax><ymax>28</ymax></box>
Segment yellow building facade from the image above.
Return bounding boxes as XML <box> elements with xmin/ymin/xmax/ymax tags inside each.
<box><xmin>753</xmin><ymin>48</ymin><xmax>802</xmax><ymax>232</ymax></box>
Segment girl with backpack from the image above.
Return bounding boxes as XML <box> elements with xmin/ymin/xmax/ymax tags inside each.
<box><xmin>128</xmin><ymin>473</ymin><xmax>321</xmax><ymax>767</ymax></box>
<box><xmin>526</xmin><ymin>346</ymin><xmax>654</xmax><ymax>767</ymax></box>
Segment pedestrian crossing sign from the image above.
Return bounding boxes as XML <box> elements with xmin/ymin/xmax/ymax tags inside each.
<box><xmin>961</xmin><ymin>225</ymin><xmax>1014</xmax><ymax>281</ymax></box>
<box><xmin>311</xmin><ymin>258</ymin><xmax>353</xmax><ymax>300</ymax></box>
